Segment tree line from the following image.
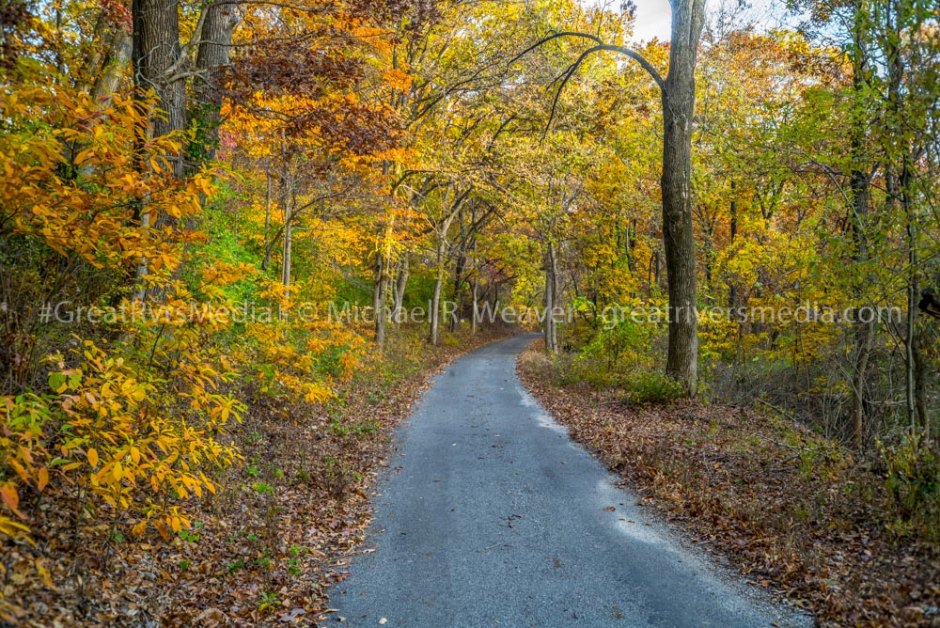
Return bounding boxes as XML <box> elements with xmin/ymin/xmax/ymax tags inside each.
<box><xmin>0</xmin><ymin>0</ymin><xmax>937</xmax><ymax>594</ymax></box>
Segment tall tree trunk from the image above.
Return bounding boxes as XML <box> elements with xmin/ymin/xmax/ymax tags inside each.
<box><xmin>882</xmin><ymin>1</ymin><xmax>927</xmax><ymax>434</ymax></box>
<box><xmin>905</xmin><ymin>234</ymin><xmax>918</xmax><ymax>430</ymax></box>
<box><xmin>544</xmin><ymin>242</ymin><xmax>558</xmax><ymax>354</ymax></box>
<box><xmin>191</xmin><ymin>2</ymin><xmax>238</xmax><ymax>166</ymax></box>
<box><xmin>263</xmin><ymin>171</ymin><xmax>272</xmax><ymax>248</ymax></box>
<box><xmin>624</xmin><ymin>218</ymin><xmax>637</xmax><ymax>272</ymax></box>
<box><xmin>262</xmin><ymin>174</ymin><xmax>286</xmax><ymax>271</ymax></box>
<box><xmin>650</xmin><ymin>249</ymin><xmax>660</xmax><ymax>293</ymax></box>
<box><xmin>912</xmin><ymin>333</ymin><xmax>928</xmax><ymax>436</ymax></box>
<box><xmin>279</xmin><ymin>175</ymin><xmax>293</xmax><ymax>320</ymax></box>
<box><xmin>849</xmin><ymin>1</ymin><xmax>873</xmax><ymax>447</ymax></box>
<box><xmin>660</xmin><ymin>0</ymin><xmax>705</xmax><ymax>395</ymax></box>
<box><xmin>851</xmin><ymin>320</ymin><xmax>873</xmax><ymax>444</ymax></box>
<box><xmin>280</xmin><ymin>216</ymin><xmax>292</xmax><ymax>319</ymax></box>
<box><xmin>471</xmin><ymin>277</ymin><xmax>479</xmax><ymax>335</ymax></box>
<box><xmin>728</xmin><ymin>181</ymin><xmax>737</xmax><ymax>309</ymax></box>
<box><xmin>281</xmin><ymin>217</ymin><xmax>292</xmax><ymax>290</ymax></box>
<box><xmin>79</xmin><ymin>22</ymin><xmax>131</xmax><ymax>178</ymax></box>
<box><xmin>91</xmin><ymin>28</ymin><xmax>131</xmax><ymax>105</ymax></box>
<box><xmin>849</xmin><ymin>179</ymin><xmax>873</xmax><ymax>447</ymax></box>
<box><xmin>83</xmin><ymin>11</ymin><xmax>110</xmax><ymax>91</ymax></box>
<box><xmin>429</xmin><ymin>261</ymin><xmax>444</xmax><ymax>346</ymax></box>
<box><xmin>132</xmin><ymin>0</ymin><xmax>186</xmax><ymax>176</ymax></box>
<box><xmin>428</xmin><ymin>199</ymin><xmax>462</xmax><ymax>346</ymax></box>
<box><xmin>901</xmin><ymin>162</ymin><xmax>929</xmax><ymax>433</ymax></box>
<box><xmin>450</xmin><ymin>252</ymin><xmax>465</xmax><ymax>333</ymax></box>
<box><xmin>131</xmin><ymin>0</ymin><xmax>186</xmax><ymax>294</ymax></box>
<box><xmin>701</xmin><ymin>215</ymin><xmax>714</xmax><ymax>288</ymax></box>
<box><xmin>393</xmin><ymin>255</ymin><xmax>409</xmax><ymax>326</ymax></box>
<box><xmin>373</xmin><ymin>252</ymin><xmax>387</xmax><ymax>346</ymax></box>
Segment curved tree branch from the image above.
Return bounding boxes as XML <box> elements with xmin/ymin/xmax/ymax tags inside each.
<box><xmin>510</xmin><ymin>30</ymin><xmax>664</xmax><ymax>91</ymax></box>
<box><xmin>544</xmin><ymin>44</ymin><xmax>602</xmax><ymax>137</ymax></box>
<box><xmin>509</xmin><ymin>31</ymin><xmax>665</xmax><ymax>137</ymax></box>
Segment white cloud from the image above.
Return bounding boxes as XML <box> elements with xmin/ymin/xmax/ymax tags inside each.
<box><xmin>632</xmin><ymin>0</ymin><xmax>672</xmax><ymax>42</ymax></box>
<box><xmin>623</xmin><ymin>0</ymin><xmax>790</xmax><ymax>43</ymax></box>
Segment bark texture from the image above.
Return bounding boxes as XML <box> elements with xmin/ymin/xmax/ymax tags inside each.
<box><xmin>544</xmin><ymin>242</ymin><xmax>558</xmax><ymax>354</ymax></box>
<box><xmin>191</xmin><ymin>2</ymin><xmax>239</xmax><ymax>164</ymax></box>
<box><xmin>132</xmin><ymin>0</ymin><xmax>186</xmax><ymax>167</ymax></box>
<box><xmin>660</xmin><ymin>0</ymin><xmax>705</xmax><ymax>395</ymax></box>
<box><xmin>373</xmin><ymin>252</ymin><xmax>387</xmax><ymax>347</ymax></box>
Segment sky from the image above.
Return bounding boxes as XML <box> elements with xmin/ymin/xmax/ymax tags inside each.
<box><xmin>615</xmin><ymin>0</ymin><xmax>789</xmax><ymax>42</ymax></box>
<box><xmin>632</xmin><ymin>0</ymin><xmax>673</xmax><ymax>41</ymax></box>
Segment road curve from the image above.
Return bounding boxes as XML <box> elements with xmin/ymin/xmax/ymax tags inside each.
<box><xmin>330</xmin><ymin>335</ymin><xmax>807</xmax><ymax>627</ymax></box>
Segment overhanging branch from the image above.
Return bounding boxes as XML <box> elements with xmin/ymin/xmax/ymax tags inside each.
<box><xmin>510</xmin><ymin>31</ymin><xmax>664</xmax><ymax>91</ymax></box>
<box><xmin>509</xmin><ymin>30</ymin><xmax>665</xmax><ymax>136</ymax></box>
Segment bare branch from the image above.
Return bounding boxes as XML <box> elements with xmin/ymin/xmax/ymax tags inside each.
<box><xmin>509</xmin><ymin>30</ymin><xmax>665</xmax><ymax>137</ymax></box>
<box><xmin>543</xmin><ymin>44</ymin><xmax>602</xmax><ymax>138</ymax></box>
<box><xmin>509</xmin><ymin>31</ymin><xmax>664</xmax><ymax>90</ymax></box>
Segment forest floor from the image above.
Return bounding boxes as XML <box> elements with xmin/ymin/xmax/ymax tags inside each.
<box><xmin>517</xmin><ymin>340</ymin><xmax>940</xmax><ymax>627</ymax></box>
<box><xmin>2</xmin><ymin>326</ymin><xmax>509</xmax><ymax>626</ymax></box>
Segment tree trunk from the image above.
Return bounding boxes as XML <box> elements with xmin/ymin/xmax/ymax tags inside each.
<box><xmin>848</xmin><ymin>4</ymin><xmax>873</xmax><ymax>447</ymax></box>
<box><xmin>544</xmin><ymin>242</ymin><xmax>558</xmax><ymax>354</ymax></box>
<box><xmin>429</xmin><ymin>265</ymin><xmax>444</xmax><ymax>346</ymax></box>
<box><xmin>191</xmin><ymin>2</ymin><xmax>238</xmax><ymax>165</ymax></box>
<box><xmin>849</xmin><ymin>142</ymin><xmax>873</xmax><ymax>446</ymax></box>
<box><xmin>279</xmin><ymin>175</ymin><xmax>293</xmax><ymax>320</ymax></box>
<box><xmin>262</xmin><ymin>174</ymin><xmax>286</xmax><ymax>271</ymax></box>
<box><xmin>264</xmin><ymin>171</ymin><xmax>272</xmax><ymax>248</ymax></box>
<box><xmin>132</xmin><ymin>0</ymin><xmax>186</xmax><ymax>175</ymax></box>
<box><xmin>281</xmin><ymin>212</ymin><xmax>292</xmax><ymax>290</ymax></box>
<box><xmin>728</xmin><ymin>181</ymin><xmax>737</xmax><ymax>309</ymax></box>
<box><xmin>450</xmin><ymin>253</ymin><xmax>465</xmax><ymax>333</ymax></box>
<box><xmin>92</xmin><ymin>28</ymin><xmax>131</xmax><ymax>106</ymax></box>
<box><xmin>79</xmin><ymin>23</ymin><xmax>131</xmax><ymax>178</ymax></box>
<box><xmin>393</xmin><ymin>255</ymin><xmax>409</xmax><ymax>326</ymax></box>
<box><xmin>851</xmin><ymin>320</ymin><xmax>872</xmax><ymax>444</ymax></box>
<box><xmin>470</xmin><ymin>278</ymin><xmax>479</xmax><ymax>335</ymax></box>
<box><xmin>900</xmin><ymin>160</ymin><xmax>930</xmax><ymax>433</ymax></box>
<box><xmin>912</xmin><ymin>334</ymin><xmax>928</xmax><ymax>436</ymax></box>
<box><xmin>131</xmin><ymin>0</ymin><xmax>185</xmax><ymax>294</ymax></box>
<box><xmin>882</xmin><ymin>4</ymin><xmax>927</xmax><ymax>435</ymax></box>
<box><xmin>649</xmin><ymin>249</ymin><xmax>659</xmax><ymax>293</ymax></box>
<box><xmin>428</xmin><ymin>199</ymin><xmax>462</xmax><ymax>346</ymax></box>
<box><xmin>624</xmin><ymin>218</ymin><xmax>636</xmax><ymax>272</ymax></box>
<box><xmin>702</xmin><ymin>215</ymin><xmax>714</xmax><ymax>288</ymax></box>
<box><xmin>660</xmin><ymin>0</ymin><xmax>705</xmax><ymax>395</ymax></box>
<box><xmin>373</xmin><ymin>252</ymin><xmax>387</xmax><ymax>347</ymax></box>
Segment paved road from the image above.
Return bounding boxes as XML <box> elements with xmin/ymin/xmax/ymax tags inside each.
<box><xmin>330</xmin><ymin>335</ymin><xmax>807</xmax><ymax>627</ymax></box>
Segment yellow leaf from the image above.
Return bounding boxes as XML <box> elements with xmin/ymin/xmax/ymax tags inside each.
<box><xmin>132</xmin><ymin>520</ymin><xmax>148</xmax><ymax>536</ymax></box>
<box><xmin>37</xmin><ymin>467</ymin><xmax>49</xmax><ymax>492</ymax></box>
<box><xmin>87</xmin><ymin>448</ymin><xmax>99</xmax><ymax>467</ymax></box>
<box><xmin>0</xmin><ymin>515</ymin><xmax>32</xmax><ymax>542</ymax></box>
<box><xmin>153</xmin><ymin>519</ymin><xmax>170</xmax><ymax>541</ymax></box>
<box><xmin>8</xmin><ymin>460</ymin><xmax>29</xmax><ymax>483</ymax></box>
<box><xmin>0</xmin><ymin>482</ymin><xmax>26</xmax><ymax>520</ymax></box>
<box><xmin>35</xmin><ymin>559</ymin><xmax>53</xmax><ymax>588</ymax></box>
<box><xmin>74</xmin><ymin>149</ymin><xmax>94</xmax><ymax>165</ymax></box>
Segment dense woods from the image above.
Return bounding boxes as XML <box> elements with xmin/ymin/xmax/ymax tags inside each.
<box><xmin>0</xmin><ymin>0</ymin><xmax>937</xmax><ymax>622</ymax></box>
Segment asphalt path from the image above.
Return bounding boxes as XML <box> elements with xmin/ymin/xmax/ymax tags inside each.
<box><xmin>330</xmin><ymin>335</ymin><xmax>808</xmax><ymax>627</ymax></box>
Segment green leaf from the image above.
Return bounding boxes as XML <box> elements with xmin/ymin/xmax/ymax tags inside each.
<box><xmin>48</xmin><ymin>372</ymin><xmax>67</xmax><ymax>393</ymax></box>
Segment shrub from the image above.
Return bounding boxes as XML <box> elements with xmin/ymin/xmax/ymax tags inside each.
<box><xmin>878</xmin><ymin>432</ymin><xmax>940</xmax><ymax>540</ymax></box>
<box><xmin>623</xmin><ymin>370</ymin><xmax>686</xmax><ymax>405</ymax></box>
